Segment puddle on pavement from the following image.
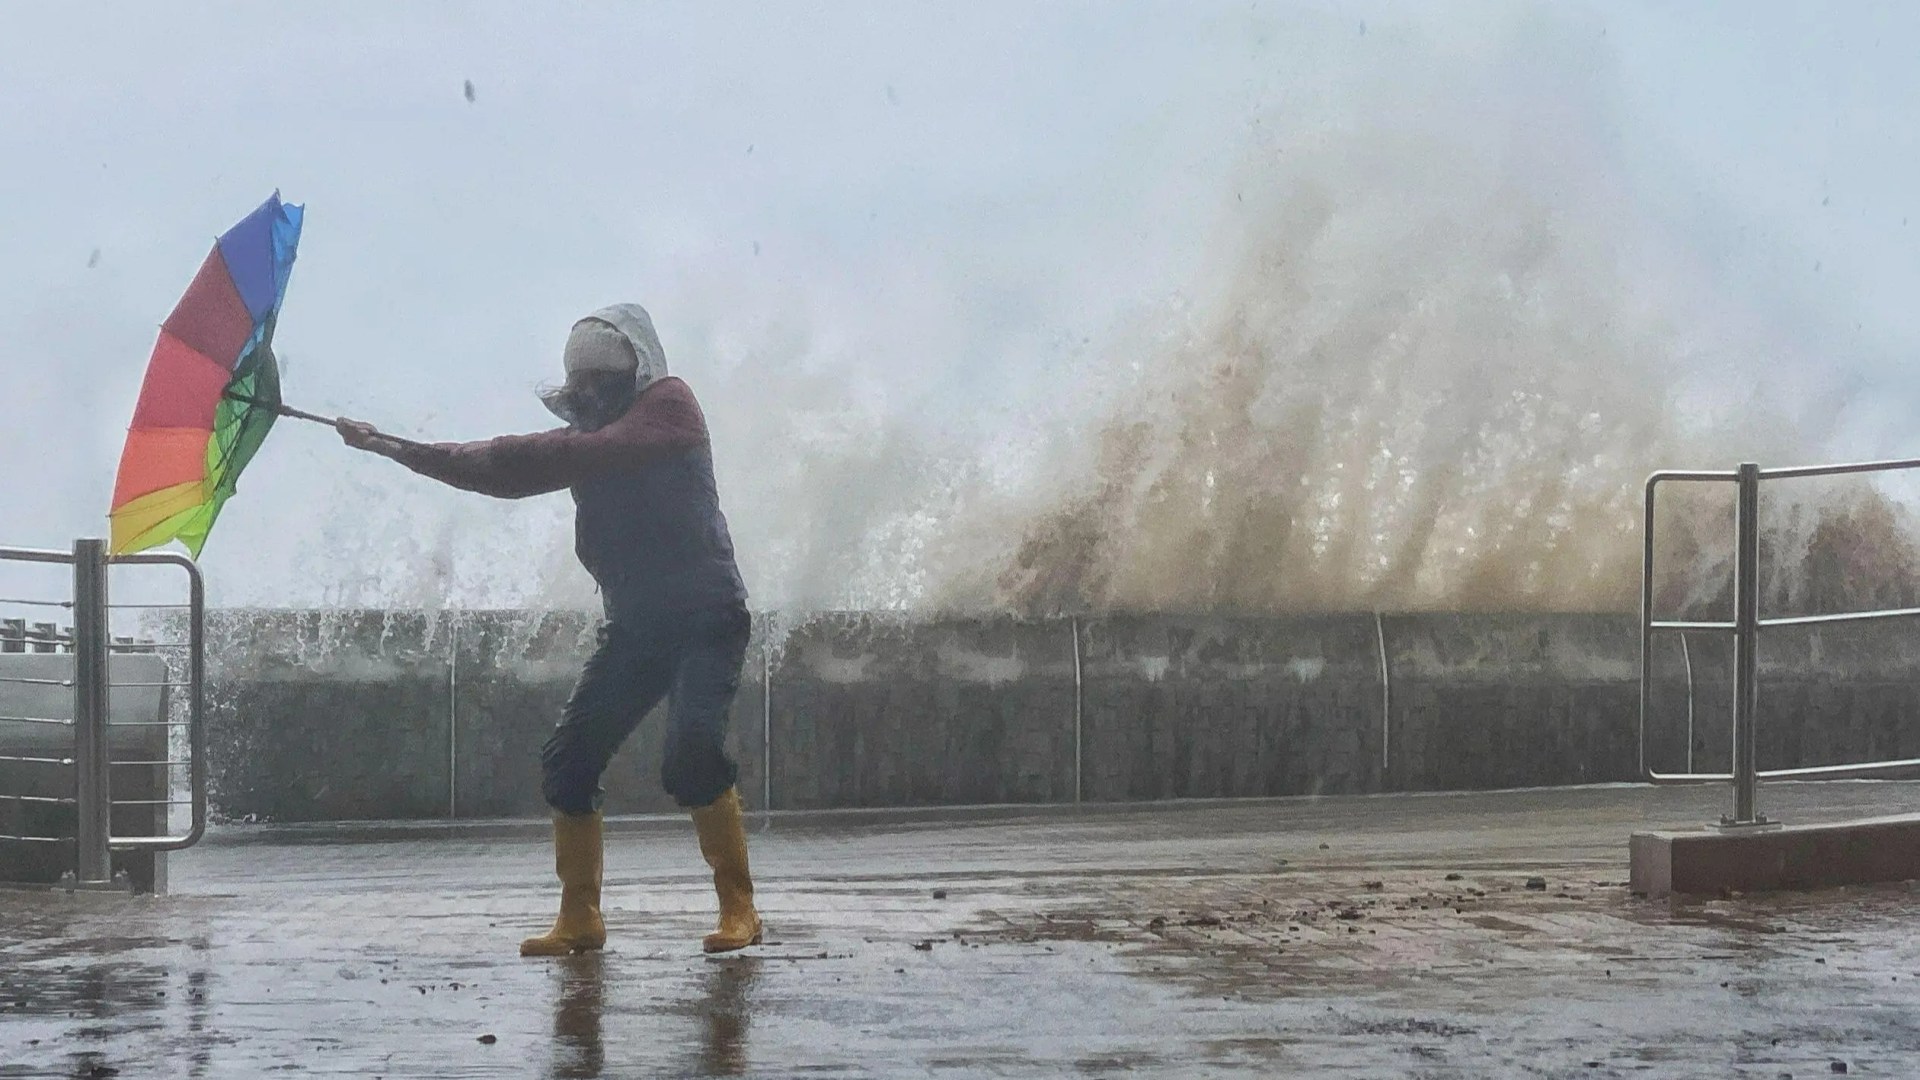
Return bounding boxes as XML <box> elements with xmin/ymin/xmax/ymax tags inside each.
<box><xmin>9</xmin><ymin>843</ymin><xmax>1920</xmax><ymax>1076</ymax></box>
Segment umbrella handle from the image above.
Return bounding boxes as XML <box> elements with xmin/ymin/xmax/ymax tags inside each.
<box><xmin>223</xmin><ymin>392</ymin><xmax>428</xmax><ymax>451</ymax></box>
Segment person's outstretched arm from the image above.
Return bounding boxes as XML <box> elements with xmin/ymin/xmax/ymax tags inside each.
<box><xmin>336</xmin><ymin>377</ymin><xmax>709</xmax><ymax>499</ymax></box>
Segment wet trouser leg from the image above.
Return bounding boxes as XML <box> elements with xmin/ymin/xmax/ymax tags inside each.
<box><xmin>539</xmin><ymin>604</ymin><xmax>750</xmax><ymax>815</ymax></box>
<box><xmin>666</xmin><ymin>605</ymin><xmax>758</xmax><ymax>950</ymax></box>
<box><xmin>540</xmin><ymin>623</ymin><xmax>675</xmax><ymax>816</ymax></box>
<box><xmin>660</xmin><ymin>605</ymin><xmax>750</xmax><ymax>809</ymax></box>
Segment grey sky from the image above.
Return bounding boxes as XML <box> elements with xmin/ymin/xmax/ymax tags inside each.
<box><xmin>2</xmin><ymin>1</ymin><xmax>1917</xmax><ymax>609</ymax></box>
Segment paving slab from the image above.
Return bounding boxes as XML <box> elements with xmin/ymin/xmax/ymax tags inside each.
<box><xmin>6</xmin><ymin>782</ymin><xmax>1920</xmax><ymax>1077</ymax></box>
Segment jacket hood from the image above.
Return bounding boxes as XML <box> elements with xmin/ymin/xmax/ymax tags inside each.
<box><xmin>541</xmin><ymin>303</ymin><xmax>669</xmax><ymax>426</ymax></box>
<box><xmin>576</xmin><ymin>302</ymin><xmax>668</xmax><ymax>393</ymax></box>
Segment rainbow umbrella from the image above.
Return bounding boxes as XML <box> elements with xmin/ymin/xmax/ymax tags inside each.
<box><xmin>110</xmin><ymin>194</ymin><xmax>304</xmax><ymax>556</ymax></box>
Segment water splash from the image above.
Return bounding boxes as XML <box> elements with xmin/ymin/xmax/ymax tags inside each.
<box><xmin>919</xmin><ymin>26</ymin><xmax>1920</xmax><ymax>617</ymax></box>
<box><xmin>161</xmin><ymin>12</ymin><xmax>1920</xmax><ymax>622</ymax></box>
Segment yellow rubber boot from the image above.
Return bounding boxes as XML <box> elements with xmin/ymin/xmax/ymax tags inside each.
<box><xmin>691</xmin><ymin>788</ymin><xmax>762</xmax><ymax>953</ymax></box>
<box><xmin>520</xmin><ymin>811</ymin><xmax>607</xmax><ymax>957</ymax></box>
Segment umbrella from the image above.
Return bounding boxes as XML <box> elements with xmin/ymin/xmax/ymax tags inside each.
<box><xmin>109</xmin><ymin>194</ymin><xmax>305</xmax><ymax>556</ymax></box>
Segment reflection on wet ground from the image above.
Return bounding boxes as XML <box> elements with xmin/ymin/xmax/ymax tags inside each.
<box><xmin>5</xmin><ymin>782</ymin><xmax>1920</xmax><ymax>1076</ymax></box>
<box><xmin>549</xmin><ymin>954</ymin><xmax>603</xmax><ymax>1080</ymax></box>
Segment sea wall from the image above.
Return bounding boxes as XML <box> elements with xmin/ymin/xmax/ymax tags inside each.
<box><xmin>188</xmin><ymin>610</ymin><xmax>1920</xmax><ymax>822</ymax></box>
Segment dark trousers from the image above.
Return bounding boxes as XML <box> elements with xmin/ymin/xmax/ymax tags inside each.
<box><xmin>540</xmin><ymin>603</ymin><xmax>750</xmax><ymax>814</ymax></box>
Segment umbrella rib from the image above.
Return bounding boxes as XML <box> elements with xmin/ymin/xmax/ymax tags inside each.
<box><xmin>205</xmin><ymin>401</ymin><xmax>266</xmax><ymax>482</ymax></box>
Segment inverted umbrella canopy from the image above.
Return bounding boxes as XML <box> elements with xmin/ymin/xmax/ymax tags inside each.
<box><xmin>110</xmin><ymin>193</ymin><xmax>303</xmax><ymax>556</ymax></box>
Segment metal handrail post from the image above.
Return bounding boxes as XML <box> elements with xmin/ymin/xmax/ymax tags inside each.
<box><xmin>1680</xmin><ymin>634</ymin><xmax>1696</xmax><ymax>774</ymax></box>
<box><xmin>107</xmin><ymin>551</ymin><xmax>206</xmax><ymax>852</ymax></box>
<box><xmin>760</xmin><ymin>614</ymin><xmax>773</xmax><ymax>832</ymax></box>
<box><xmin>1070</xmin><ymin>615</ymin><xmax>1084</xmax><ymax>804</ymax></box>
<box><xmin>1375</xmin><ymin>612</ymin><xmax>1392</xmax><ymax>787</ymax></box>
<box><xmin>1728</xmin><ymin>464</ymin><xmax>1766</xmax><ymax>826</ymax></box>
<box><xmin>70</xmin><ymin>538</ymin><xmax>113</xmax><ymax>884</ymax></box>
<box><xmin>1639</xmin><ymin>476</ymin><xmax>1656</xmax><ymax>780</ymax></box>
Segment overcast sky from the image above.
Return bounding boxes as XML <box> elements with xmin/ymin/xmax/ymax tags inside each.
<box><xmin>3</xmin><ymin>1</ymin><xmax>1918</xmax><ymax>610</ymax></box>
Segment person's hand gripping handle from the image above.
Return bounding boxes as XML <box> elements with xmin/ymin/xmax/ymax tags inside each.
<box><xmin>335</xmin><ymin>417</ymin><xmax>411</xmax><ymax>458</ymax></box>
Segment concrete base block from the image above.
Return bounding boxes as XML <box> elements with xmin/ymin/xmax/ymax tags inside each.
<box><xmin>1631</xmin><ymin>813</ymin><xmax>1920</xmax><ymax>898</ymax></box>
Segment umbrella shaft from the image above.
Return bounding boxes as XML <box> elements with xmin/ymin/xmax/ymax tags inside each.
<box><xmin>222</xmin><ymin>392</ymin><xmax>426</xmax><ymax>450</ymax></box>
<box><xmin>274</xmin><ymin>402</ymin><xmax>332</xmax><ymax>425</ymax></box>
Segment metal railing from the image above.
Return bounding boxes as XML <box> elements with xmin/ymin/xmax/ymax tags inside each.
<box><xmin>1640</xmin><ymin>457</ymin><xmax>1920</xmax><ymax>827</ymax></box>
<box><xmin>0</xmin><ymin>539</ymin><xmax>205</xmax><ymax>888</ymax></box>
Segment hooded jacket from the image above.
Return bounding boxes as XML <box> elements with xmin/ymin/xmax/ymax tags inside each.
<box><xmin>390</xmin><ymin>305</ymin><xmax>746</xmax><ymax>621</ymax></box>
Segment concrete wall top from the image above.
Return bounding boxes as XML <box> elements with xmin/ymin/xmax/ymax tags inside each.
<box><xmin>1382</xmin><ymin>613</ymin><xmax>1639</xmax><ymax>685</ymax></box>
<box><xmin>198</xmin><ymin>608</ymin><xmax>769</xmax><ymax>684</ymax></box>
<box><xmin>1078</xmin><ymin>613</ymin><xmax>1381</xmax><ymax>687</ymax></box>
<box><xmin>199</xmin><ymin>610</ymin><xmax>461</xmax><ymax>681</ymax></box>
<box><xmin>773</xmin><ymin>613</ymin><xmax>1075</xmax><ymax>685</ymax></box>
<box><xmin>185</xmin><ymin>608</ymin><xmax>1731</xmax><ymax>688</ymax></box>
<box><xmin>188</xmin><ymin>606</ymin><xmax>1920</xmax><ymax>697</ymax></box>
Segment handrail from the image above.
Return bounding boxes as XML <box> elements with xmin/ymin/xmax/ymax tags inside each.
<box><xmin>1760</xmin><ymin>456</ymin><xmax>1920</xmax><ymax>480</ymax></box>
<box><xmin>1760</xmin><ymin>607</ymin><xmax>1920</xmax><ymax>629</ymax></box>
<box><xmin>1639</xmin><ymin>471</ymin><xmax>1739</xmax><ymax>786</ymax></box>
<box><xmin>106</xmin><ymin>550</ymin><xmax>206</xmax><ymax>853</ymax></box>
<box><xmin>1760</xmin><ymin>757</ymin><xmax>1920</xmax><ymax>781</ymax></box>
<box><xmin>0</xmin><ymin>541</ymin><xmax>207</xmax><ymax>881</ymax></box>
<box><xmin>0</xmin><ymin>546</ymin><xmax>77</xmax><ymax>565</ymax></box>
<box><xmin>1640</xmin><ymin>456</ymin><xmax>1920</xmax><ymax>825</ymax></box>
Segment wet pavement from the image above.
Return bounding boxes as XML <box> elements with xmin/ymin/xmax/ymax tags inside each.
<box><xmin>6</xmin><ymin>783</ymin><xmax>1920</xmax><ymax>1078</ymax></box>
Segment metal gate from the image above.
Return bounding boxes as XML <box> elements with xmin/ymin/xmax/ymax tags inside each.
<box><xmin>1640</xmin><ymin>458</ymin><xmax>1920</xmax><ymax>827</ymax></box>
<box><xmin>0</xmin><ymin>539</ymin><xmax>205</xmax><ymax>889</ymax></box>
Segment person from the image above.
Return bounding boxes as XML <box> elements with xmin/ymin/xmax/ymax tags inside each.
<box><xmin>335</xmin><ymin>303</ymin><xmax>760</xmax><ymax>957</ymax></box>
